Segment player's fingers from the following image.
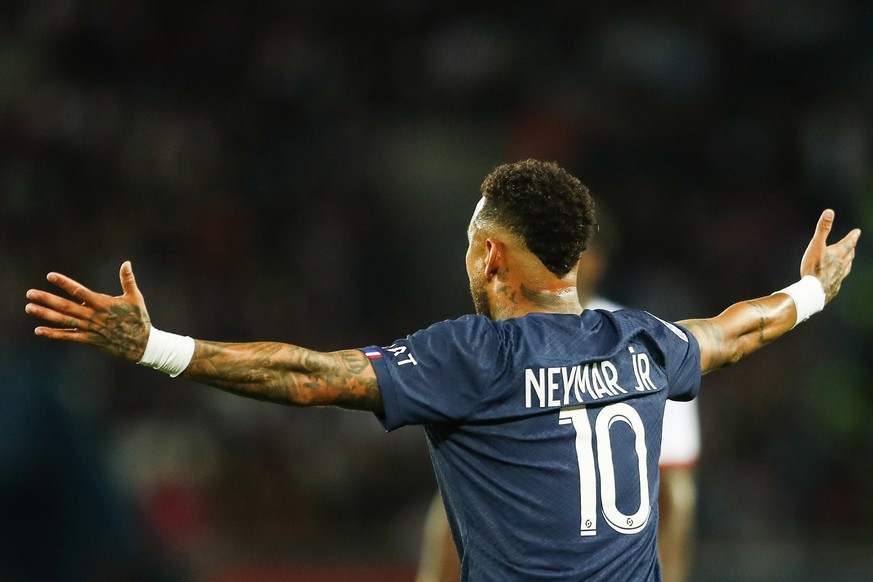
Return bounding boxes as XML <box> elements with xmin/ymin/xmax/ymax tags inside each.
<box><xmin>46</xmin><ymin>272</ymin><xmax>101</xmax><ymax>304</ymax></box>
<box><xmin>25</xmin><ymin>289</ymin><xmax>93</xmax><ymax>320</ymax></box>
<box><xmin>26</xmin><ymin>303</ymin><xmax>87</xmax><ymax>330</ymax></box>
<box><xmin>834</xmin><ymin>227</ymin><xmax>862</xmax><ymax>252</ymax></box>
<box><xmin>813</xmin><ymin>209</ymin><xmax>835</xmax><ymax>242</ymax></box>
<box><xmin>33</xmin><ymin>326</ymin><xmax>96</xmax><ymax>344</ymax></box>
<box><xmin>119</xmin><ymin>261</ymin><xmax>141</xmax><ymax>298</ymax></box>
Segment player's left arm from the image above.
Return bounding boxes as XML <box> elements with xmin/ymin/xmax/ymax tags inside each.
<box><xmin>25</xmin><ymin>262</ymin><xmax>383</xmax><ymax>412</ymax></box>
<box><xmin>679</xmin><ymin>209</ymin><xmax>860</xmax><ymax>375</ymax></box>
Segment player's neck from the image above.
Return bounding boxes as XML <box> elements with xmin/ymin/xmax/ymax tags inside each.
<box><xmin>489</xmin><ymin>277</ymin><xmax>583</xmax><ymax>320</ymax></box>
<box><xmin>482</xmin><ymin>237</ymin><xmax>583</xmax><ymax>319</ymax></box>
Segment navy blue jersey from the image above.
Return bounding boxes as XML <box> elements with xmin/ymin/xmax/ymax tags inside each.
<box><xmin>361</xmin><ymin>309</ymin><xmax>701</xmax><ymax>581</ymax></box>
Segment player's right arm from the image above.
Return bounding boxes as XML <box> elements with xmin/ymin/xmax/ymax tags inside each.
<box><xmin>679</xmin><ymin>209</ymin><xmax>860</xmax><ymax>375</ymax></box>
<box><xmin>25</xmin><ymin>263</ymin><xmax>383</xmax><ymax>413</ymax></box>
<box><xmin>183</xmin><ymin>341</ymin><xmax>382</xmax><ymax>411</ymax></box>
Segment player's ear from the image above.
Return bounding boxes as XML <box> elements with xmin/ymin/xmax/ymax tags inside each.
<box><xmin>483</xmin><ymin>238</ymin><xmax>503</xmax><ymax>280</ymax></box>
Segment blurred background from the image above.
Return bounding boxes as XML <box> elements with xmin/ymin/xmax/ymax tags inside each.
<box><xmin>2</xmin><ymin>0</ymin><xmax>873</xmax><ymax>580</ymax></box>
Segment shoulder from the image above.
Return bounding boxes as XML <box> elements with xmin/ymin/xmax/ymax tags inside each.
<box><xmin>606</xmin><ymin>309</ymin><xmax>691</xmax><ymax>341</ymax></box>
<box><xmin>402</xmin><ymin>314</ymin><xmax>505</xmax><ymax>358</ymax></box>
<box><xmin>416</xmin><ymin>313</ymin><xmax>498</xmax><ymax>340</ymax></box>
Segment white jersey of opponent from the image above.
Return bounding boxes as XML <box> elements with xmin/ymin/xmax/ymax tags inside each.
<box><xmin>586</xmin><ymin>296</ymin><xmax>700</xmax><ymax>467</ymax></box>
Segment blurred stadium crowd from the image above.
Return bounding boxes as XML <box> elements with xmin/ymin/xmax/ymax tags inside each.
<box><xmin>2</xmin><ymin>1</ymin><xmax>873</xmax><ymax>580</ymax></box>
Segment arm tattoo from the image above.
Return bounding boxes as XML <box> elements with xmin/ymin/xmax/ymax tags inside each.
<box><xmin>184</xmin><ymin>343</ymin><xmax>382</xmax><ymax>413</ymax></box>
<box><xmin>746</xmin><ymin>299</ymin><xmax>768</xmax><ymax>344</ymax></box>
<box><xmin>682</xmin><ymin>318</ymin><xmax>726</xmax><ymax>373</ymax></box>
<box><xmin>684</xmin><ymin>295</ymin><xmax>794</xmax><ymax>374</ymax></box>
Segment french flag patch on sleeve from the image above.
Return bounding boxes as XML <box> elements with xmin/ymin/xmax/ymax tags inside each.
<box><xmin>364</xmin><ymin>349</ymin><xmax>382</xmax><ymax>360</ymax></box>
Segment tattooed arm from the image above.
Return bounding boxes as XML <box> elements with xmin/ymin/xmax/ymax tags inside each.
<box><xmin>25</xmin><ymin>262</ymin><xmax>383</xmax><ymax>413</ymax></box>
<box><xmin>679</xmin><ymin>209</ymin><xmax>860</xmax><ymax>375</ymax></box>
<box><xmin>678</xmin><ymin>296</ymin><xmax>795</xmax><ymax>374</ymax></box>
<box><xmin>182</xmin><ymin>342</ymin><xmax>381</xmax><ymax>412</ymax></box>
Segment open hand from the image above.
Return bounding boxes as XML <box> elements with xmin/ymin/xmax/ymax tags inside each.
<box><xmin>25</xmin><ymin>261</ymin><xmax>152</xmax><ymax>362</ymax></box>
<box><xmin>800</xmin><ymin>209</ymin><xmax>861</xmax><ymax>304</ymax></box>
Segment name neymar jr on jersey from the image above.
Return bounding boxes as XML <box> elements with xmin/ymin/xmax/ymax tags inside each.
<box><xmin>525</xmin><ymin>346</ymin><xmax>659</xmax><ymax>409</ymax></box>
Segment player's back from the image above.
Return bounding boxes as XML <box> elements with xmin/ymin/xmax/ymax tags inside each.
<box><xmin>368</xmin><ymin>309</ymin><xmax>700</xmax><ymax>581</ymax></box>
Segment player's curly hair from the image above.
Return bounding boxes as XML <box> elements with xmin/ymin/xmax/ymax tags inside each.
<box><xmin>479</xmin><ymin>159</ymin><xmax>596</xmax><ymax>277</ymax></box>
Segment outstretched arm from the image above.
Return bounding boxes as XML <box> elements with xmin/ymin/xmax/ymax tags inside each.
<box><xmin>184</xmin><ymin>341</ymin><xmax>381</xmax><ymax>411</ymax></box>
<box><xmin>25</xmin><ymin>262</ymin><xmax>382</xmax><ymax>412</ymax></box>
<box><xmin>679</xmin><ymin>209</ymin><xmax>861</xmax><ymax>374</ymax></box>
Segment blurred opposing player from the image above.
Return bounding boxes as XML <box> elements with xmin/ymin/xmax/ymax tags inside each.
<box><xmin>415</xmin><ymin>234</ymin><xmax>700</xmax><ymax>582</ymax></box>
<box><xmin>26</xmin><ymin>160</ymin><xmax>859</xmax><ymax>581</ymax></box>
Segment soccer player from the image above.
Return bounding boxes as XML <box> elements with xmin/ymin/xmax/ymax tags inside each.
<box><xmin>415</xmin><ymin>236</ymin><xmax>701</xmax><ymax>582</ymax></box>
<box><xmin>26</xmin><ymin>160</ymin><xmax>859</xmax><ymax>581</ymax></box>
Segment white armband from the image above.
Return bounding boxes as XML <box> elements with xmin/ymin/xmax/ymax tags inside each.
<box><xmin>772</xmin><ymin>275</ymin><xmax>826</xmax><ymax>328</ymax></box>
<box><xmin>137</xmin><ymin>326</ymin><xmax>195</xmax><ymax>377</ymax></box>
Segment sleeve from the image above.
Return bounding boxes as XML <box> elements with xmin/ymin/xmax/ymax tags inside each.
<box><xmin>642</xmin><ymin>313</ymin><xmax>701</xmax><ymax>402</ymax></box>
<box><xmin>664</xmin><ymin>321</ymin><xmax>701</xmax><ymax>402</ymax></box>
<box><xmin>359</xmin><ymin>315</ymin><xmax>501</xmax><ymax>431</ymax></box>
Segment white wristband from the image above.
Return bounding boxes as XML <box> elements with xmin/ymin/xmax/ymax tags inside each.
<box><xmin>772</xmin><ymin>275</ymin><xmax>826</xmax><ymax>328</ymax></box>
<box><xmin>137</xmin><ymin>326</ymin><xmax>195</xmax><ymax>377</ymax></box>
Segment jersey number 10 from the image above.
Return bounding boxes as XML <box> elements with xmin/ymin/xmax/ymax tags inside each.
<box><xmin>559</xmin><ymin>403</ymin><xmax>651</xmax><ymax>536</ymax></box>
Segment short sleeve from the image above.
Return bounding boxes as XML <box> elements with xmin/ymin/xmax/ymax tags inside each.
<box><xmin>662</xmin><ymin>320</ymin><xmax>701</xmax><ymax>402</ymax></box>
<box><xmin>359</xmin><ymin>315</ymin><xmax>500</xmax><ymax>431</ymax></box>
